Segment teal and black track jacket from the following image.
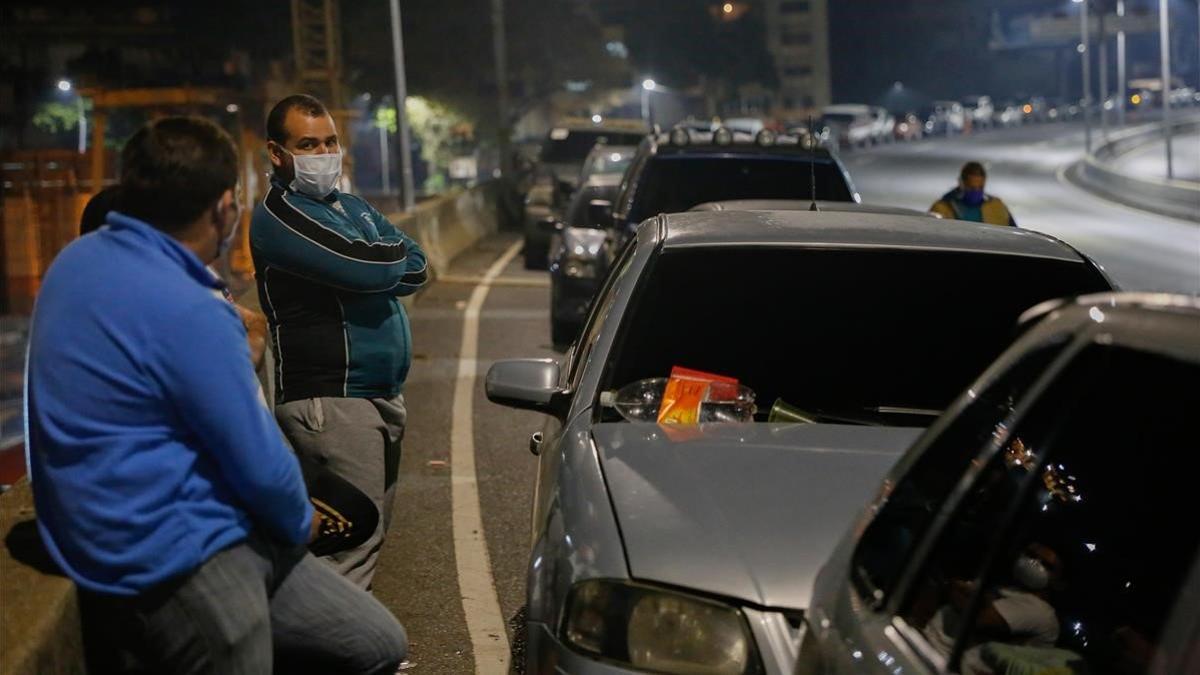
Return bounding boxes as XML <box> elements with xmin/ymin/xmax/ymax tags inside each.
<box><xmin>250</xmin><ymin>178</ymin><xmax>428</xmax><ymax>404</ymax></box>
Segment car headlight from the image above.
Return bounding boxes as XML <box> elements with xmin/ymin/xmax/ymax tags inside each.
<box><xmin>563</xmin><ymin>580</ymin><xmax>762</xmax><ymax>675</ymax></box>
<box><xmin>562</xmin><ymin>254</ymin><xmax>597</xmax><ymax>279</ymax></box>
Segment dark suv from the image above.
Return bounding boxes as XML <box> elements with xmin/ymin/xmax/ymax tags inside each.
<box><xmin>548</xmin><ymin>129</ymin><xmax>859</xmax><ymax>346</ymax></box>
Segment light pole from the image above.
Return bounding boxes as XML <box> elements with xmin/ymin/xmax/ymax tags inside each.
<box><xmin>57</xmin><ymin>79</ymin><xmax>86</xmax><ymax>154</ymax></box>
<box><xmin>1098</xmin><ymin>8</ymin><xmax>1109</xmax><ymax>140</ymax></box>
<box><xmin>641</xmin><ymin>78</ymin><xmax>656</xmax><ymax>127</ymax></box>
<box><xmin>1117</xmin><ymin>0</ymin><xmax>1128</xmax><ymax>126</ymax></box>
<box><xmin>1076</xmin><ymin>0</ymin><xmax>1093</xmax><ymax>154</ymax></box>
<box><xmin>378</xmin><ymin>104</ymin><xmax>391</xmax><ymax>195</ymax></box>
<box><xmin>1159</xmin><ymin>0</ymin><xmax>1174</xmax><ymax>178</ymax></box>
<box><xmin>491</xmin><ymin>0</ymin><xmax>510</xmax><ymax>178</ymax></box>
<box><xmin>387</xmin><ymin>0</ymin><xmax>416</xmax><ymax>210</ymax></box>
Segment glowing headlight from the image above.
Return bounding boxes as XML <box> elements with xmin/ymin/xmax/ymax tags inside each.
<box><xmin>563</xmin><ymin>580</ymin><xmax>761</xmax><ymax>675</ymax></box>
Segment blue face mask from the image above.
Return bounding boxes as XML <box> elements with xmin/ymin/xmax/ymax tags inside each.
<box><xmin>961</xmin><ymin>189</ymin><xmax>985</xmax><ymax>207</ymax></box>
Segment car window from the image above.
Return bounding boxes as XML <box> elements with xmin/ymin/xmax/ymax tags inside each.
<box><xmin>566</xmin><ymin>238</ymin><xmax>637</xmax><ymax>391</ymax></box>
<box><xmin>600</xmin><ymin>247</ymin><xmax>1111</xmax><ymax>425</ymax></box>
<box><xmin>897</xmin><ymin>346</ymin><xmax>1200</xmax><ymax>675</ymax></box>
<box><xmin>851</xmin><ymin>340</ymin><xmax>1070</xmax><ymax>604</ymax></box>
<box><xmin>628</xmin><ymin>155</ymin><xmax>853</xmax><ymax>221</ymax></box>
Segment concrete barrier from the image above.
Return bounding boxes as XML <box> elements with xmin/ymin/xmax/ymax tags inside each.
<box><xmin>1068</xmin><ymin>116</ymin><xmax>1200</xmax><ymax>223</ymax></box>
<box><xmin>0</xmin><ymin>479</ymin><xmax>86</xmax><ymax>675</ymax></box>
<box><xmin>387</xmin><ymin>180</ymin><xmax>506</xmax><ymax>278</ymax></box>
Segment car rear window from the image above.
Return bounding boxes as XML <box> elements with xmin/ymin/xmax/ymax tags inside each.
<box><xmin>629</xmin><ymin>156</ymin><xmax>853</xmax><ymax>221</ymax></box>
<box><xmin>602</xmin><ymin>247</ymin><xmax>1112</xmax><ymax>425</ymax></box>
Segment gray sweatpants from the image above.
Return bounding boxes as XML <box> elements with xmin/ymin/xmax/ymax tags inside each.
<box><xmin>276</xmin><ymin>394</ymin><xmax>406</xmax><ymax>590</ymax></box>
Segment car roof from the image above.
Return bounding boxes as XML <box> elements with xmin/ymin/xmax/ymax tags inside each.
<box><xmin>691</xmin><ymin>200</ymin><xmax>934</xmax><ymax>218</ymax></box>
<box><xmin>1025</xmin><ymin>292</ymin><xmax>1200</xmax><ymax>364</ymax></box>
<box><xmin>656</xmin><ymin>209</ymin><xmax>1088</xmax><ymax>263</ymax></box>
<box><xmin>823</xmin><ymin>104</ymin><xmax>871</xmax><ymax>114</ymax></box>
<box><xmin>646</xmin><ymin>139</ymin><xmax>836</xmax><ymax>160</ymax></box>
<box><xmin>579</xmin><ymin>173</ymin><xmax>623</xmax><ymax>189</ymax></box>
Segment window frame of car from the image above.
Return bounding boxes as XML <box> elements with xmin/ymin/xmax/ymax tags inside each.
<box><xmin>892</xmin><ymin>336</ymin><xmax>1200</xmax><ymax>672</ymax></box>
<box><xmin>612</xmin><ymin>145</ymin><xmax>652</xmax><ymax>227</ymax></box>
<box><xmin>847</xmin><ymin>324</ymin><xmax>1089</xmax><ymax>614</ymax></box>
<box><xmin>563</xmin><ymin>234</ymin><xmax>640</xmax><ymax>396</ymax></box>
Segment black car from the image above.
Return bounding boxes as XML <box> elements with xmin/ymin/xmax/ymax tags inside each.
<box><xmin>547</xmin><ymin>173</ymin><xmax>624</xmax><ymax>344</ymax></box>
<box><xmin>547</xmin><ymin>128</ymin><xmax>860</xmax><ymax>347</ymax></box>
<box><xmin>523</xmin><ymin>123</ymin><xmax>646</xmax><ymax>269</ymax></box>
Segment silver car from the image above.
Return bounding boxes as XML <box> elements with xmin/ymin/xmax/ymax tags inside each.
<box><xmin>799</xmin><ymin>293</ymin><xmax>1200</xmax><ymax>674</ymax></box>
<box><xmin>486</xmin><ymin>210</ymin><xmax>1114</xmax><ymax>674</ymax></box>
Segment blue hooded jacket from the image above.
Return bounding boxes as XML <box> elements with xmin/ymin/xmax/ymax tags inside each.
<box><xmin>26</xmin><ymin>212</ymin><xmax>313</xmax><ymax>596</ymax></box>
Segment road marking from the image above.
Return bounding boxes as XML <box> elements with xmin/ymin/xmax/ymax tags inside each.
<box><xmin>439</xmin><ymin>273</ymin><xmax>551</xmax><ymax>288</ymax></box>
<box><xmin>451</xmin><ymin>239</ymin><xmax>522</xmax><ymax>674</ymax></box>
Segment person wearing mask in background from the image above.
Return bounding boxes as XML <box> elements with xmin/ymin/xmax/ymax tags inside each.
<box><xmin>250</xmin><ymin>94</ymin><xmax>428</xmax><ymax>589</ymax></box>
<box><xmin>930</xmin><ymin>161</ymin><xmax>1017</xmax><ymax>226</ymax></box>
<box><xmin>27</xmin><ymin>116</ymin><xmax>407</xmax><ymax>674</ymax></box>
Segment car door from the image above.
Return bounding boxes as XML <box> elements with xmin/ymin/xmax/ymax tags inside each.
<box><xmin>810</xmin><ymin>340</ymin><xmax>1200</xmax><ymax>674</ymax></box>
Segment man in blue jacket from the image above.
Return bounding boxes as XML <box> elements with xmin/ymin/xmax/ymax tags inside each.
<box><xmin>26</xmin><ymin>116</ymin><xmax>406</xmax><ymax>674</ymax></box>
<box><xmin>251</xmin><ymin>95</ymin><xmax>428</xmax><ymax>588</ymax></box>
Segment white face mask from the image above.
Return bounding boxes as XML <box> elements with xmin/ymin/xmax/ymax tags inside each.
<box><xmin>1012</xmin><ymin>554</ymin><xmax>1050</xmax><ymax>591</ymax></box>
<box><xmin>284</xmin><ymin>148</ymin><xmax>342</xmax><ymax>198</ymax></box>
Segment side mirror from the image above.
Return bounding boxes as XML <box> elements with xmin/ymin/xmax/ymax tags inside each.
<box><xmin>586</xmin><ymin>199</ymin><xmax>613</xmax><ymax>229</ymax></box>
<box><xmin>486</xmin><ymin>359</ymin><xmax>568</xmax><ymax>416</ymax></box>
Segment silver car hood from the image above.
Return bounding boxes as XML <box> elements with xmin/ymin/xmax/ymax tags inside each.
<box><xmin>592</xmin><ymin>422</ymin><xmax>923</xmax><ymax>611</ymax></box>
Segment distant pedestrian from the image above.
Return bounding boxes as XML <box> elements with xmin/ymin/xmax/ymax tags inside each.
<box><xmin>930</xmin><ymin>161</ymin><xmax>1017</xmax><ymax>226</ymax></box>
<box><xmin>250</xmin><ymin>94</ymin><xmax>428</xmax><ymax>589</ymax></box>
<box><xmin>27</xmin><ymin>116</ymin><xmax>407</xmax><ymax>674</ymax></box>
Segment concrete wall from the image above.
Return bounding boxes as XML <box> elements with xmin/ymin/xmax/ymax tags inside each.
<box><xmin>1069</xmin><ymin>116</ymin><xmax>1200</xmax><ymax>223</ymax></box>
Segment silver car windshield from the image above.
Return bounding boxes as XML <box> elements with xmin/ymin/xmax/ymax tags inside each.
<box><xmin>601</xmin><ymin>246</ymin><xmax>1111</xmax><ymax>425</ymax></box>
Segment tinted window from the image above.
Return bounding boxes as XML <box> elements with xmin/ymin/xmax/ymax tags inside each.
<box><xmin>852</xmin><ymin>341</ymin><xmax>1068</xmax><ymax>602</ymax></box>
<box><xmin>542</xmin><ymin>131</ymin><xmax>645</xmax><ymax>164</ymax></box>
<box><xmin>899</xmin><ymin>347</ymin><xmax>1200</xmax><ymax>674</ymax></box>
<box><xmin>602</xmin><ymin>248</ymin><xmax>1111</xmax><ymax>424</ymax></box>
<box><xmin>565</xmin><ymin>184</ymin><xmax>619</xmax><ymax>228</ymax></box>
<box><xmin>567</xmin><ymin>240</ymin><xmax>637</xmax><ymax>389</ymax></box>
<box><xmin>628</xmin><ymin>156</ymin><xmax>852</xmax><ymax>221</ymax></box>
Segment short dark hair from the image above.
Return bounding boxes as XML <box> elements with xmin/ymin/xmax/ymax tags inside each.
<box><xmin>266</xmin><ymin>94</ymin><xmax>329</xmax><ymax>145</ymax></box>
<box><xmin>79</xmin><ymin>185</ymin><xmax>122</xmax><ymax>235</ymax></box>
<box><xmin>960</xmin><ymin>161</ymin><xmax>987</xmax><ymax>181</ymax></box>
<box><xmin>119</xmin><ymin>116</ymin><xmax>238</xmax><ymax>232</ymax></box>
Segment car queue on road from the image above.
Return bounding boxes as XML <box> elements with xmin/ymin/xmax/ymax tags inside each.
<box><xmin>498</xmin><ymin>114</ymin><xmax>1198</xmax><ymax>674</ymax></box>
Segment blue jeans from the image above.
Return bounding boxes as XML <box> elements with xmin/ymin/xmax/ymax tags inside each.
<box><xmin>80</xmin><ymin>532</ymin><xmax>406</xmax><ymax>674</ymax></box>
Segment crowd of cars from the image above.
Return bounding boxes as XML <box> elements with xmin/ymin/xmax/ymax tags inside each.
<box><xmin>812</xmin><ymin>86</ymin><xmax>1200</xmax><ymax>149</ymax></box>
<box><xmin>497</xmin><ymin>115</ymin><xmax>1198</xmax><ymax>675</ymax></box>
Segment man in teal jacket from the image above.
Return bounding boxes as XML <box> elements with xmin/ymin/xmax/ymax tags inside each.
<box><xmin>251</xmin><ymin>94</ymin><xmax>428</xmax><ymax>589</ymax></box>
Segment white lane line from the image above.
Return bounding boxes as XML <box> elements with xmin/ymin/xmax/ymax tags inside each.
<box><xmin>439</xmin><ymin>274</ymin><xmax>551</xmax><ymax>288</ymax></box>
<box><xmin>451</xmin><ymin>239</ymin><xmax>522</xmax><ymax>674</ymax></box>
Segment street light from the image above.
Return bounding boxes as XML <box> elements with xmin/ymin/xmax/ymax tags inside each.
<box><xmin>1159</xmin><ymin>0</ymin><xmax>1173</xmax><ymax>178</ymax></box>
<box><xmin>56</xmin><ymin>79</ymin><xmax>72</xmax><ymax>93</ymax></box>
<box><xmin>723</xmin><ymin>2</ymin><xmax>734</xmax><ymax>13</ymax></box>
<box><xmin>641</xmin><ymin>79</ymin><xmax>657</xmax><ymax>126</ymax></box>
<box><xmin>1077</xmin><ymin>0</ymin><xmax>1093</xmax><ymax>154</ymax></box>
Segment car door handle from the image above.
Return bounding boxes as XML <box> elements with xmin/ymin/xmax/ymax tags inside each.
<box><xmin>529</xmin><ymin>431</ymin><xmax>544</xmax><ymax>456</ymax></box>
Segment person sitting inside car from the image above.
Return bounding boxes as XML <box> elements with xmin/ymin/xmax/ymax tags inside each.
<box><xmin>924</xmin><ymin>542</ymin><xmax>1063</xmax><ymax>661</ymax></box>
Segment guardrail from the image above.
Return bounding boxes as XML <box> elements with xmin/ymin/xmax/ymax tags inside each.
<box><xmin>1068</xmin><ymin>116</ymin><xmax>1200</xmax><ymax>223</ymax></box>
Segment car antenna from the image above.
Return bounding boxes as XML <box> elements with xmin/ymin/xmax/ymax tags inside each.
<box><xmin>807</xmin><ymin>115</ymin><xmax>820</xmax><ymax>212</ymax></box>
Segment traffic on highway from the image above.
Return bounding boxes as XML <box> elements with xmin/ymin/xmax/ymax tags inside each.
<box><xmin>3</xmin><ymin>2</ymin><xmax>1200</xmax><ymax>675</ymax></box>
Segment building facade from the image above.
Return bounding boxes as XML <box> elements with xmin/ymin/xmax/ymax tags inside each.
<box><xmin>765</xmin><ymin>0</ymin><xmax>832</xmax><ymax>113</ymax></box>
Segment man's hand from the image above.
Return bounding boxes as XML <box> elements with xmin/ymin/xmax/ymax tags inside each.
<box><xmin>235</xmin><ymin>304</ymin><xmax>269</xmax><ymax>370</ymax></box>
<box><xmin>310</xmin><ymin>510</ymin><xmax>323</xmax><ymax>543</ymax></box>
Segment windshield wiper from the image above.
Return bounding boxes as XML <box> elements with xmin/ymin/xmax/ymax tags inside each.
<box><xmin>869</xmin><ymin>405</ymin><xmax>942</xmax><ymax>418</ymax></box>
